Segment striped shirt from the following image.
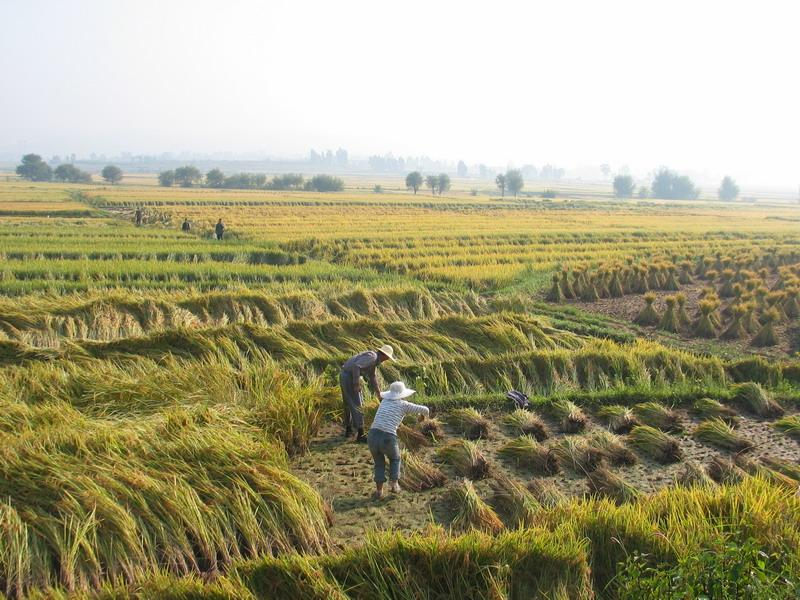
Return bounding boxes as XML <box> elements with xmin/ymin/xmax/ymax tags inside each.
<box><xmin>370</xmin><ymin>398</ymin><xmax>430</xmax><ymax>435</ymax></box>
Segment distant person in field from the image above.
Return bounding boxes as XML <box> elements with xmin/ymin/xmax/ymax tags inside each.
<box><xmin>181</xmin><ymin>218</ymin><xmax>191</xmax><ymax>233</ymax></box>
<box><xmin>340</xmin><ymin>344</ymin><xmax>396</xmax><ymax>443</ymax></box>
<box><xmin>368</xmin><ymin>381</ymin><xmax>429</xmax><ymax>499</ymax></box>
<box><xmin>134</xmin><ymin>207</ymin><xmax>143</xmax><ymax>226</ymax></box>
<box><xmin>215</xmin><ymin>218</ymin><xmax>225</xmax><ymax>240</ymax></box>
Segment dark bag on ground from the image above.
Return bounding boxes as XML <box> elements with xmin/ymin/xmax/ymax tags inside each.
<box><xmin>506</xmin><ymin>390</ymin><xmax>530</xmax><ymax>410</ymax></box>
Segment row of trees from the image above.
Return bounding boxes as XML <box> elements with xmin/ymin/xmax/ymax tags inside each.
<box><xmin>612</xmin><ymin>169</ymin><xmax>741</xmax><ymax>201</ymax></box>
<box><xmin>158</xmin><ymin>167</ymin><xmax>344</xmax><ymax>192</ymax></box>
<box><xmin>404</xmin><ymin>168</ymin><xmax>527</xmax><ymax>198</ymax></box>
<box><xmin>15</xmin><ymin>154</ymin><xmax>123</xmax><ymax>184</ymax></box>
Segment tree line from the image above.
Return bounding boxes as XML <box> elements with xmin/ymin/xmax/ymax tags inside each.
<box><xmin>612</xmin><ymin>169</ymin><xmax>741</xmax><ymax>201</ymax></box>
<box><xmin>405</xmin><ymin>168</ymin><xmax>526</xmax><ymax>198</ymax></box>
<box><xmin>157</xmin><ymin>167</ymin><xmax>344</xmax><ymax>192</ymax></box>
<box><xmin>15</xmin><ymin>154</ymin><xmax>123</xmax><ymax>184</ymax></box>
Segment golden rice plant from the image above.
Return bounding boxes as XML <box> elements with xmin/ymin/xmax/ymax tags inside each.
<box><xmin>596</xmin><ymin>404</ymin><xmax>638</xmax><ymax>434</ymax></box>
<box><xmin>502</xmin><ymin>409</ymin><xmax>549</xmax><ymax>441</ymax></box>
<box><xmin>692</xmin><ymin>418</ymin><xmax>754</xmax><ymax>453</ymax></box>
<box><xmin>546</xmin><ymin>274</ymin><xmax>563</xmax><ymax>302</ymax></box>
<box><xmin>691</xmin><ymin>397</ymin><xmax>740</xmax><ymax>427</ymax></box>
<box><xmin>627</xmin><ymin>425</ymin><xmax>683</xmax><ymax>463</ymax></box>
<box><xmin>587</xmin><ymin>430</ymin><xmax>637</xmax><ymax>466</ymax></box>
<box><xmin>437</xmin><ymin>439</ymin><xmax>491</xmax><ymax>480</ymax></box>
<box><xmin>632</xmin><ymin>402</ymin><xmax>682</xmax><ymax>432</ymax></box>
<box><xmin>400</xmin><ymin>451</ymin><xmax>447</xmax><ymax>492</ymax></box>
<box><xmin>446</xmin><ymin>407</ymin><xmax>491</xmax><ymax>440</ymax></box>
<box><xmin>587</xmin><ymin>466</ymin><xmax>640</xmax><ymax>504</ymax></box>
<box><xmin>720</xmin><ymin>305</ymin><xmax>747</xmax><ymax>340</ymax></box>
<box><xmin>498</xmin><ymin>435</ymin><xmax>560</xmax><ymax>475</ymax></box>
<box><xmin>734</xmin><ymin>382</ymin><xmax>784</xmax><ymax>417</ymax></box>
<box><xmin>634</xmin><ymin>292</ymin><xmax>660</xmax><ymax>326</ymax></box>
<box><xmin>773</xmin><ymin>415</ymin><xmax>800</xmax><ymax>440</ymax></box>
<box><xmin>447</xmin><ymin>479</ymin><xmax>504</xmax><ymax>535</ymax></box>
<box><xmin>550</xmin><ymin>399</ymin><xmax>587</xmax><ymax>433</ymax></box>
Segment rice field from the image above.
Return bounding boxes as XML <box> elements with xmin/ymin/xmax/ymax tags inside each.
<box><xmin>1</xmin><ymin>179</ymin><xmax>799</xmax><ymax>598</ymax></box>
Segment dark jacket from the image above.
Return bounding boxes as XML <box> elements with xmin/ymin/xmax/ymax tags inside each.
<box><xmin>341</xmin><ymin>351</ymin><xmax>381</xmax><ymax>394</ymax></box>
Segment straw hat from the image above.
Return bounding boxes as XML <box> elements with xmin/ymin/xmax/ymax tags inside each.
<box><xmin>378</xmin><ymin>344</ymin><xmax>396</xmax><ymax>361</ymax></box>
<box><xmin>380</xmin><ymin>381</ymin><xmax>415</xmax><ymax>400</ymax></box>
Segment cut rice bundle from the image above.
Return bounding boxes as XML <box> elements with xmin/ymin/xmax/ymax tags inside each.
<box><xmin>627</xmin><ymin>425</ymin><xmax>683</xmax><ymax>464</ymax></box>
<box><xmin>446</xmin><ymin>407</ymin><xmax>491</xmax><ymax>440</ymax></box>
<box><xmin>596</xmin><ymin>404</ymin><xmax>639</xmax><ymax>434</ymax></box>
<box><xmin>773</xmin><ymin>415</ymin><xmax>800</xmax><ymax>440</ymax></box>
<box><xmin>419</xmin><ymin>418</ymin><xmax>445</xmax><ymax>442</ymax></box>
<box><xmin>400</xmin><ymin>451</ymin><xmax>447</xmax><ymax>492</ymax></box>
<box><xmin>587</xmin><ymin>430</ymin><xmax>637</xmax><ymax>466</ymax></box>
<box><xmin>734</xmin><ymin>456</ymin><xmax>799</xmax><ymax>491</ymax></box>
<box><xmin>706</xmin><ymin>456</ymin><xmax>747</xmax><ymax>485</ymax></box>
<box><xmin>761</xmin><ymin>456</ymin><xmax>800</xmax><ymax>482</ymax></box>
<box><xmin>751</xmin><ymin>307</ymin><xmax>780</xmax><ymax>347</ymax></box>
<box><xmin>489</xmin><ymin>472</ymin><xmax>541</xmax><ymax>527</ymax></box>
<box><xmin>397</xmin><ymin>424</ymin><xmax>430</xmax><ymax>451</ymax></box>
<box><xmin>437</xmin><ymin>439</ymin><xmax>491</xmax><ymax>480</ymax></box>
<box><xmin>658</xmin><ymin>295</ymin><xmax>681</xmax><ymax>333</ymax></box>
<box><xmin>632</xmin><ymin>402</ymin><xmax>682</xmax><ymax>432</ymax></box>
<box><xmin>552</xmin><ymin>437</ymin><xmax>605</xmax><ymax>473</ymax></box>
<box><xmin>634</xmin><ymin>292</ymin><xmax>660</xmax><ymax>326</ymax></box>
<box><xmin>691</xmin><ymin>397</ymin><xmax>740</xmax><ymax>427</ymax></box>
<box><xmin>527</xmin><ymin>479</ymin><xmax>567</xmax><ymax>508</ymax></box>
<box><xmin>550</xmin><ymin>399</ymin><xmax>587</xmax><ymax>434</ymax></box>
<box><xmin>587</xmin><ymin>466</ymin><xmax>640</xmax><ymax>504</ymax></box>
<box><xmin>734</xmin><ymin>382</ymin><xmax>784</xmax><ymax>418</ymax></box>
<box><xmin>498</xmin><ymin>435</ymin><xmax>560</xmax><ymax>475</ymax></box>
<box><xmin>692</xmin><ymin>418</ymin><xmax>754</xmax><ymax>453</ymax></box>
<box><xmin>448</xmin><ymin>479</ymin><xmax>504</xmax><ymax>535</ymax></box>
<box><xmin>676</xmin><ymin>460</ymin><xmax>716</xmax><ymax>488</ymax></box>
<box><xmin>502</xmin><ymin>409</ymin><xmax>549</xmax><ymax>441</ymax></box>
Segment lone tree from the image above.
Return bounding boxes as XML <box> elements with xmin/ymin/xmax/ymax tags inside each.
<box><xmin>205</xmin><ymin>168</ymin><xmax>225</xmax><ymax>188</ymax></box>
<box><xmin>405</xmin><ymin>171</ymin><xmax>423</xmax><ymax>194</ymax></box>
<box><xmin>457</xmin><ymin>160</ymin><xmax>468</xmax><ymax>177</ymax></box>
<box><xmin>613</xmin><ymin>174</ymin><xmax>635</xmax><ymax>199</ymax></box>
<box><xmin>425</xmin><ymin>174</ymin><xmax>439</xmax><ymax>196</ymax></box>
<box><xmin>718</xmin><ymin>176</ymin><xmax>740</xmax><ymax>201</ymax></box>
<box><xmin>174</xmin><ymin>166</ymin><xmax>202</xmax><ymax>187</ymax></box>
<box><xmin>15</xmin><ymin>154</ymin><xmax>52</xmax><ymax>181</ymax></box>
<box><xmin>54</xmin><ymin>164</ymin><xmax>91</xmax><ymax>183</ymax></box>
<box><xmin>505</xmin><ymin>169</ymin><xmax>524</xmax><ymax>197</ymax></box>
<box><xmin>158</xmin><ymin>170</ymin><xmax>176</xmax><ymax>187</ymax></box>
<box><xmin>495</xmin><ymin>173</ymin><xmax>506</xmax><ymax>197</ymax></box>
<box><xmin>437</xmin><ymin>173</ymin><xmax>451</xmax><ymax>196</ymax></box>
<box><xmin>101</xmin><ymin>165</ymin><xmax>123</xmax><ymax>184</ymax></box>
<box><xmin>650</xmin><ymin>168</ymin><xmax>699</xmax><ymax>200</ymax></box>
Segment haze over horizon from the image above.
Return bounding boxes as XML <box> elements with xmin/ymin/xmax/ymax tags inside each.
<box><xmin>1</xmin><ymin>0</ymin><xmax>798</xmax><ymax>187</ymax></box>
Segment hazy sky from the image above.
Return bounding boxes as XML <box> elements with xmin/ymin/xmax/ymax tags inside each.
<box><xmin>1</xmin><ymin>0</ymin><xmax>798</xmax><ymax>185</ymax></box>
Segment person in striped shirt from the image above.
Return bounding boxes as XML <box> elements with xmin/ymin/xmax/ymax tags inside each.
<box><xmin>368</xmin><ymin>381</ymin><xmax>430</xmax><ymax>499</ymax></box>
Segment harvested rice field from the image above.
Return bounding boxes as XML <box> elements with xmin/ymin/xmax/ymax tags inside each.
<box><xmin>1</xmin><ymin>179</ymin><xmax>800</xmax><ymax>599</ymax></box>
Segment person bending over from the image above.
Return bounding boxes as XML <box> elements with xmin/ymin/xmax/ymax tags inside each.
<box><xmin>339</xmin><ymin>344</ymin><xmax>395</xmax><ymax>443</ymax></box>
<box><xmin>368</xmin><ymin>380</ymin><xmax>429</xmax><ymax>499</ymax></box>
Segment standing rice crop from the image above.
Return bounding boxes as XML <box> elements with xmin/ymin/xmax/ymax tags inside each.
<box><xmin>437</xmin><ymin>439</ymin><xmax>491</xmax><ymax>480</ymax></box>
<box><xmin>447</xmin><ymin>479</ymin><xmax>504</xmax><ymax>535</ymax></box>
<box><xmin>734</xmin><ymin>382</ymin><xmax>784</xmax><ymax>417</ymax></box>
<box><xmin>587</xmin><ymin>466</ymin><xmax>640</xmax><ymax>504</ymax></box>
<box><xmin>400</xmin><ymin>451</ymin><xmax>447</xmax><ymax>492</ymax></box>
<box><xmin>634</xmin><ymin>292</ymin><xmax>660</xmax><ymax>326</ymax></box>
<box><xmin>446</xmin><ymin>407</ymin><xmax>491</xmax><ymax>440</ymax></box>
<box><xmin>498</xmin><ymin>435</ymin><xmax>560</xmax><ymax>475</ymax></box>
<box><xmin>691</xmin><ymin>397</ymin><xmax>740</xmax><ymax>427</ymax></box>
<box><xmin>503</xmin><ymin>409</ymin><xmax>549</xmax><ymax>441</ymax></box>
<box><xmin>550</xmin><ymin>399</ymin><xmax>587</xmax><ymax>433</ymax></box>
<box><xmin>632</xmin><ymin>401</ymin><xmax>682</xmax><ymax>432</ymax></box>
<box><xmin>587</xmin><ymin>430</ymin><xmax>637</xmax><ymax>466</ymax></box>
<box><xmin>627</xmin><ymin>425</ymin><xmax>683</xmax><ymax>463</ymax></box>
<box><xmin>597</xmin><ymin>404</ymin><xmax>639</xmax><ymax>434</ymax></box>
<box><xmin>692</xmin><ymin>418</ymin><xmax>754</xmax><ymax>453</ymax></box>
<box><xmin>773</xmin><ymin>415</ymin><xmax>800</xmax><ymax>440</ymax></box>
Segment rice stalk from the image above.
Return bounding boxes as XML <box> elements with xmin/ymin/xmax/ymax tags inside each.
<box><xmin>526</xmin><ymin>479</ymin><xmax>566</xmax><ymax>508</ymax></box>
<box><xmin>692</xmin><ymin>418</ymin><xmax>754</xmax><ymax>453</ymax></box>
<box><xmin>489</xmin><ymin>472</ymin><xmax>541</xmax><ymax>527</ymax></box>
<box><xmin>446</xmin><ymin>407</ymin><xmax>491</xmax><ymax>440</ymax></box>
<box><xmin>418</xmin><ymin>418</ymin><xmax>445</xmax><ymax>442</ymax></box>
<box><xmin>676</xmin><ymin>460</ymin><xmax>716</xmax><ymax>488</ymax></box>
<box><xmin>761</xmin><ymin>456</ymin><xmax>800</xmax><ymax>482</ymax></box>
<box><xmin>627</xmin><ymin>425</ymin><xmax>683</xmax><ymax>463</ymax></box>
<box><xmin>773</xmin><ymin>415</ymin><xmax>800</xmax><ymax>440</ymax></box>
<box><xmin>634</xmin><ymin>292</ymin><xmax>659</xmax><ymax>326</ymax></box>
<box><xmin>436</xmin><ymin>439</ymin><xmax>491</xmax><ymax>480</ymax></box>
<box><xmin>397</xmin><ymin>424</ymin><xmax>430</xmax><ymax>451</ymax></box>
<box><xmin>706</xmin><ymin>456</ymin><xmax>747</xmax><ymax>485</ymax></box>
<box><xmin>399</xmin><ymin>452</ymin><xmax>447</xmax><ymax>492</ymax></box>
<box><xmin>587</xmin><ymin>430</ymin><xmax>637</xmax><ymax>466</ymax></box>
<box><xmin>587</xmin><ymin>466</ymin><xmax>640</xmax><ymax>504</ymax></box>
<box><xmin>447</xmin><ymin>479</ymin><xmax>504</xmax><ymax>535</ymax></box>
<box><xmin>498</xmin><ymin>436</ymin><xmax>560</xmax><ymax>475</ymax></box>
<box><xmin>632</xmin><ymin>402</ymin><xmax>682</xmax><ymax>432</ymax></box>
<box><xmin>690</xmin><ymin>397</ymin><xmax>740</xmax><ymax>427</ymax></box>
<box><xmin>550</xmin><ymin>400</ymin><xmax>587</xmax><ymax>434</ymax></box>
<box><xmin>552</xmin><ymin>437</ymin><xmax>604</xmax><ymax>473</ymax></box>
<box><xmin>502</xmin><ymin>409</ymin><xmax>549</xmax><ymax>441</ymax></box>
<box><xmin>596</xmin><ymin>404</ymin><xmax>639</xmax><ymax>434</ymax></box>
<box><xmin>734</xmin><ymin>382</ymin><xmax>784</xmax><ymax>417</ymax></box>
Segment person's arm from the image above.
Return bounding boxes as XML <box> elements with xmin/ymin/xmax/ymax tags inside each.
<box><xmin>402</xmin><ymin>401</ymin><xmax>430</xmax><ymax>419</ymax></box>
<box><xmin>368</xmin><ymin>367</ymin><xmax>381</xmax><ymax>396</ymax></box>
<box><xmin>350</xmin><ymin>363</ymin><xmax>362</xmax><ymax>392</ymax></box>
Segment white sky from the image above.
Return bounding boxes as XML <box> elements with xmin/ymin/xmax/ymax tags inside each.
<box><xmin>1</xmin><ymin>0</ymin><xmax>798</xmax><ymax>186</ymax></box>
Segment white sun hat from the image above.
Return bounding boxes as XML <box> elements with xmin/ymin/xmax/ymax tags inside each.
<box><xmin>378</xmin><ymin>344</ymin><xmax>397</xmax><ymax>361</ymax></box>
<box><xmin>380</xmin><ymin>381</ymin><xmax>416</xmax><ymax>400</ymax></box>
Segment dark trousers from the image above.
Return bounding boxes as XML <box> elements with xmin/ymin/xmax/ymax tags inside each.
<box><xmin>339</xmin><ymin>370</ymin><xmax>364</xmax><ymax>430</ymax></box>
